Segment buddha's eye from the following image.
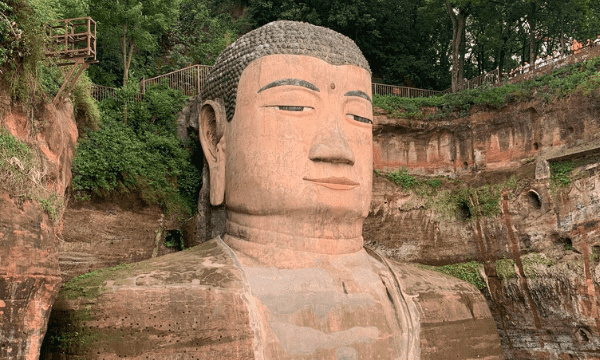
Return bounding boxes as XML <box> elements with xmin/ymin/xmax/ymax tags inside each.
<box><xmin>348</xmin><ymin>114</ymin><xmax>372</xmax><ymax>124</ymax></box>
<box><xmin>278</xmin><ymin>106</ymin><xmax>306</xmax><ymax>111</ymax></box>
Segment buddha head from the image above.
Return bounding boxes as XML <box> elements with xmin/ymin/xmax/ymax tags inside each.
<box><xmin>198</xmin><ymin>21</ymin><xmax>373</xmax><ymax>255</ymax></box>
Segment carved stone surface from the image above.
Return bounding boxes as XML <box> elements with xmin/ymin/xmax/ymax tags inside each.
<box><xmin>41</xmin><ymin>20</ymin><xmax>503</xmax><ymax>359</ymax></box>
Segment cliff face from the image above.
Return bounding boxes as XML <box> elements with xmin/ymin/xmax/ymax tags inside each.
<box><xmin>366</xmin><ymin>96</ymin><xmax>600</xmax><ymax>359</ymax></box>
<box><xmin>0</xmin><ymin>97</ymin><xmax>77</xmax><ymax>360</ymax></box>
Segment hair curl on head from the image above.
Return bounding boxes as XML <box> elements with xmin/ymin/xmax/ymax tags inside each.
<box><xmin>201</xmin><ymin>20</ymin><xmax>371</xmax><ymax>122</ymax></box>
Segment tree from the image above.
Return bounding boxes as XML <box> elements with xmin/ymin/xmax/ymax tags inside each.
<box><xmin>90</xmin><ymin>0</ymin><xmax>180</xmax><ymax>86</ymax></box>
<box><xmin>160</xmin><ymin>0</ymin><xmax>246</xmax><ymax>71</ymax></box>
<box><xmin>445</xmin><ymin>0</ymin><xmax>471</xmax><ymax>93</ymax></box>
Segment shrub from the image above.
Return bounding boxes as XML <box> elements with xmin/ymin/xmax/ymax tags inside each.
<box><xmin>419</xmin><ymin>261</ymin><xmax>486</xmax><ymax>289</ymax></box>
<box><xmin>71</xmin><ymin>84</ymin><xmax>201</xmax><ymax>218</ymax></box>
<box><xmin>373</xmin><ymin>55</ymin><xmax>600</xmax><ymax>120</ymax></box>
<box><xmin>0</xmin><ymin>127</ymin><xmax>64</xmax><ymax>220</ymax></box>
<box><xmin>550</xmin><ymin>160</ymin><xmax>575</xmax><ymax>187</ymax></box>
<box><xmin>385</xmin><ymin>168</ymin><xmax>416</xmax><ymax>188</ymax></box>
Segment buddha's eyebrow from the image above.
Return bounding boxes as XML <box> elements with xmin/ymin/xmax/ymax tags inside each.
<box><xmin>344</xmin><ymin>90</ymin><xmax>372</xmax><ymax>103</ymax></box>
<box><xmin>258</xmin><ymin>78</ymin><xmax>320</xmax><ymax>93</ymax></box>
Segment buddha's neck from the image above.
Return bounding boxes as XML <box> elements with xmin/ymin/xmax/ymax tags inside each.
<box><xmin>224</xmin><ymin>211</ymin><xmax>364</xmax><ymax>259</ymax></box>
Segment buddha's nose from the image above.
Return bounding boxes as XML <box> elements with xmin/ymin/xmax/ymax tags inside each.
<box><xmin>309</xmin><ymin>123</ymin><xmax>355</xmax><ymax>165</ymax></box>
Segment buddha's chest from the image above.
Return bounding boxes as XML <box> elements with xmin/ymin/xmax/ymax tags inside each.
<box><xmin>241</xmin><ymin>254</ymin><xmax>415</xmax><ymax>360</ymax></box>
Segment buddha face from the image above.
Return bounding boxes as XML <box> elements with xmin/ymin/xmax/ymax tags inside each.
<box><xmin>227</xmin><ymin>54</ymin><xmax>372</xmax><ymax>219</ymax></box>
<box><xmin>201</xmin><ymin>54</ymin><xmax>373</xmax><ymax>237</ymax></box>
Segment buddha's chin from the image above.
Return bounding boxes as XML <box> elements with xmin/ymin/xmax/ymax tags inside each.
<box><xmin>227</xmin><ymin>208</ymin><xmax>366</xmax><ymax>239</ymax></box>
<box><xmin>227</xmin><ymin>204</ymin><xmax>368</xmax><ymax>222</ymax></box>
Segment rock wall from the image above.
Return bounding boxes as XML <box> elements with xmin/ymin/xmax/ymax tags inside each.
<box><xmin>58</xmin><ymin>200</ymin><xmax>173</xmax><ymax>281</ymax></box>
<box><xmin>0</xmin><ymin>99</ymin><xmax>77</xmax><ymax>359</ymax></box>
<box><xmin>373</xmin><ymin>97</ymin><xmax>600</xmax><ymax>175</ymax></box>
<box><xmin>365</xmin><ymin>96</ymin><xmax>600</xmax><ymax>359</ymax></box>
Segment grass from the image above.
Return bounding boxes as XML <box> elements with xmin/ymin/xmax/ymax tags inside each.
<box><xmin>418</xmin><ymin>261</ymin><xmax>486</xmax><ymax>289</ymax></box>
<box><xmin>373</xmin><ymin>55</ymin><xmax>600</xmax><ymax>120</ymax></box>
<box><xmin>0</xmin><ymin>127</ymin><xmax>64</xmax><ymax>221</ymax></box>
<box><xmin>376</xmin><ymin>168</ymin><xmax>520</xmax><ymax>220</ymax></box>
<box><xmin>60</xmin><ymin>263</ymin><xmax>132</xmax><ymax>300</ymax></box>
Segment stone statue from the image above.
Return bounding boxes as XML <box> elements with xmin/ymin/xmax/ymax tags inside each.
<box><xmin>42</xmin><ymin>21</ymin><xmax>503</xmax><ymax>359</ymax></box>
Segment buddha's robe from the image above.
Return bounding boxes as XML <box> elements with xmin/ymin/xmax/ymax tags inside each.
<box><xmin>42</xmin><ymin>238</ymin><xmax>503</xmax><ymax>360</ymax></box>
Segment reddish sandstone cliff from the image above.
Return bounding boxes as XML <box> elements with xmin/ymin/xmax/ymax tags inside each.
<box><xmin>365</xmin><ymin>95</ymin><xmax>600</xmax><ymax>359</ymax></box>
<box><xmin>0</xmin><ymin>95</ymin><xmax>77</xmax><ymax>359</ymax></box>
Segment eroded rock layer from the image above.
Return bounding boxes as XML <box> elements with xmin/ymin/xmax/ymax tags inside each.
<box><xmin>0</xmin><ymin>101</ymin><xmax>77</xmax><ymax>360</ymax></box>
<box><xmin>365</xmin><ymin>96</ymin><xmax>600</xmax><ymax>359</ymax></box>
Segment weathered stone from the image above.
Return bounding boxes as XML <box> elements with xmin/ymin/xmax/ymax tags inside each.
<box><xmin>58</xmin><ymin>201</ymin><xmax>170</xmax><ymax>281</ymax></box>
<box><xmin>364</xmin><ymin>95</ymin><xmax>600</xmax><ymax>359</ymax></box>
<box><xmin>0</xmin><ymin>101</ymin><xmax>77</xmax><ymax>359</ymax></box>
<box><xmin>0</xmin><ymin>195</ymin><xmax>61</xmax><ymax>360</ymax></box>
<box><xmin>41</xmin><ymin>238</ymin><xmax>502</xmax><ymax>359</ymax></box>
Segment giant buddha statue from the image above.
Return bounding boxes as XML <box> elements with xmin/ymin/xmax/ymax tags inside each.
<box><xmin>42</xmin><ymin>21</ymin><xmax>503</xmax><ymax>360</ymax></box>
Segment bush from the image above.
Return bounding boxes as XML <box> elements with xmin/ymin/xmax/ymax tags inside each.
<box><xmin>550</xmin><ymin>160</ymin><xmax>575</xmax><ymax>187</ymax></box>
<box><xmin>419</xmin><ymin>261</ymin><xmax>486</xmax><ymax>289</ymax></box>
<box><xmin>71</xmin><ymin>84</ymin><xmax>201</xmax><ymax>218</ymax></box>
<box><xmin>373</xmin><ymin>55</ymin><xmax>600</xmax><ymax>120</ymax></box>
<box><xmin>385</xmin><ymin>168</ymin><xmax>416</xmax><ymax>188</ymax></box>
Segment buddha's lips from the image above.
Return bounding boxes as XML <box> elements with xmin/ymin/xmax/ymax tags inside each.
<box><xmin>303</xmin><ymin>177</ymin><xmax>359</xmax><ymax>190</ymax></box>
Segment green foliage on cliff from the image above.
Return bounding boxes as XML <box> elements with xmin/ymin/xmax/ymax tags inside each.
<box><xmin>71</xmin><ymin>84</ymin><xmax>201</xmax><ymax>218</ymax></box>
<box><xmin>0</xmin><ymin>0</ymin><xmax>99</xmax><ymax>129</ymax></box>
<box><xmin>379</xmin><ymin>168</ymin><xmax>518</xmax><ymax>220</ymax></box>
<box><xmin>549</xmin><ymin>160</ymin><xmax>575</xmax><ymax>187</ymax></box>
<box><xmin>419</xmin><ymin>261</ymin><xmax>486</xmax><ymax>290</ymax></box>
<box><xmin>374</xmin><ymin>55</ymin><xmax>600</xmax><ymax>120</ymax></box>
<box><xmin>0</xmin><ymin>128</ymin><xmax>64</xmax><ymax>220</ymax></box>
<box><xmin>385</xmin><ymin>168</ymin><xmax>416</xmax><ymax>188</ymax></box>
<box><xmin>495</xmin><ymin>258</ymin><xmax>516</xmax><ymax>282</ymax></box>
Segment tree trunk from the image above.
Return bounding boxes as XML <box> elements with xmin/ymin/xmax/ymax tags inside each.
<box><xmin>529</xmin><ymin>23</ymin><xmax>536</xmax><ymax>68</ymax></box>
<box><xmin>447</xmin><ymin>0</ymin><xmax>467</xmax><ymax>93</ymax></box>
<box><xmin>122</xmin><ymin>21</ymin><xmax>129</xmax><ymax>123</ymax></box>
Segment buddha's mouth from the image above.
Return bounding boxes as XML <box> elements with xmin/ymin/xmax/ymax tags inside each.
<box><xmin>303</xmin><ymin>177</ymin><xmax>360</xmax><ymax>190</ymax></box>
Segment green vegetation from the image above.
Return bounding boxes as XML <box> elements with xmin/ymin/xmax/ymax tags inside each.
<box><xmin>373</xmin><ymin>56</ymin><xmax>600</xmax><ymax>120</ymax></box>
<box><xmin>378</xmin><ymin>167</ymin><xmax>518</xmax><ymax>220</ymax></box>
<box><xmin>550</xmin><ymin>153</ymin><xmax>600</xmax><ymax>190</ymax></box>
<box><xmin>419</xmin><ymin>261</ymin><xmax>486</xmax><ymax>290</ymax></box>
<box><xmin>421</xmin><ymin>253</ymin><xmax>563</xmax><ymax>290</ymax></box>
<box><xmin>0</xmin><ymin>0</ymin><xmax>99</xmax><ymax>128</ymax></box>
<box><xmin>60</xmin><ymin>263</ymin><xmax>131</xmax><ymax>300</ymax></box>
<box><xmin>495</xmin><ymin>257</ymin><xmax>516</xmax><ymax>282</ymax></box>
<box><xmin>385</xmin><ymin>168</ymin><xmax>417</xmax><ymax>188</ymax></box>
<box><xmin>0</xmin><ymin>128</ymin><xmax>64</xmax><ymax>220</ymax></box>
<box><xmin>495</xmin><ymin>253</ymin><xmax>559</xmax><ymax>282</ymax></box>
<box><xmin>71</xmin><ymin>83</ymin><xmax>201</xmax><ymax>219</ymax></box>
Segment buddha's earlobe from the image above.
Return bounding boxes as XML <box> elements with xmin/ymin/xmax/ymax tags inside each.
<box><xmin>198</xmin><ymin>100</ymin><xmax>226</xmax><ymax>206</ymax></box>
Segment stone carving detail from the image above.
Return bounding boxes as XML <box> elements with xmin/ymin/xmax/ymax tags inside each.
<box><xmin>202</xmin><ymin>20</ymin><xmax>370</xmax><ymax>122</ymax></box>
<box><xmin>41</xmin><ymin>21</ymin><xmax>503</xmax><ymax>359</ymax></box>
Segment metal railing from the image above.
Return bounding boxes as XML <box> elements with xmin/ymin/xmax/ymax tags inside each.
<box><xmin>91</xmin><ymin>65</ymin><xmax>460</xmax><ymax>102</ymax></box>
<box><xmin>140</xmin><ymin>64</ymin><xmax>212</xmax><ymax>96</ymax></box>
<box><xmin>91</xmin><ymin>84</ymin><xmax>117</xmax><ymax>102</ymax></box>
<box><xmin>461</xmin><ymin>68</ymin><xmax>501</xmax><ymax>90</ymax></box>
<box><xmin>371</xmin><ymin>83</ymin><xmax>448</xmax><ymax>98</ymax></box>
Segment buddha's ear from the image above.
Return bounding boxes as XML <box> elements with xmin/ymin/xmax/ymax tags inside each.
<box><xmin>198</xmin><ymin>100</ymin><xmax>226</xmax><ymax>206</ymax></box>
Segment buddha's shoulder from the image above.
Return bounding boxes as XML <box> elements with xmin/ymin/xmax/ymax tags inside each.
<box><xmin>364</xmin><ymin>248</ymin><xmax>482</xmax><ymax>295</ymax></box>
<box><xmin>59</xmin><ymin>237</ymin><xmax>245</xmax><ymax>300</ymax></box>
<box><xmin>365</xmin><ymin>250</ymin><xmax>504</xmax><ymax>359</ymax></box>
<box><xmin>48</xmin><ymin>239</ymin><xmax>257</xmax><ymax>358</ymax></box>
<box><xmin>386</xmin><ymin>259</ymin><xmax>484</xmax><ymax>295</ymax></box>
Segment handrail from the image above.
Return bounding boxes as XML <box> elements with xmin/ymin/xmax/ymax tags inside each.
<box><xmin>92</xmin><ymin>65</ymin><xmax>454</xmax><ymax>102</ymax></box>
<box><xmin>139</xmin><ymin>64</ymin><xmax>212</xmax><ymax>96</ymax></box>
<box><xmin>371</xmin><ymin>83</ymin><xmax>446</xmax><ymax>98</ymax></box>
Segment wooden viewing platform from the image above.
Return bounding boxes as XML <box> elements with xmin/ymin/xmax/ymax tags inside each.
<box><xmin>45</xmin><ymin>17</ymin><xmax>98</xmax><ymax>105</ymax></box>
